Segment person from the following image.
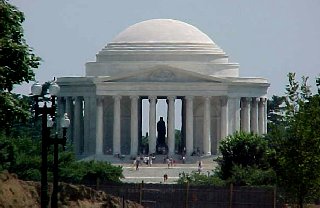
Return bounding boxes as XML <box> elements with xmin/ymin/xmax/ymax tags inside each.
<box><xmin>170</xmin><ymin>157</ymin><xmax>173</xmax><ymax>167</ymax></box>
<box><xmin>148</xmin><ymin>156</ymin><xmax>152</xmax><ymax>167</ymax></box>
<box><xmin>157</xmin><ymin>117</ymin><xmax>166</xmax><ymax>146</ymax></box>
<box><xmin>136</xmin><ymin>157</ymin><xmax>140</xmax><ymax>170</ymax></box>
<box><xmin>133</xmin><ymin>159</ymin><xmax>136</xmax><ymax>169</ymax></box>
<box><xmin>198</xmin><ymin>160</ymin><xmax>203</xmax><ymax>173</ymax></box>
<box><xmin>167</xmin><ymin>158</ymin><xmax>170</xmax><ymax>169</ymax></box>
<box><xmin>163</xmin><ymin>173</ymin><xmax>168</xmax><ymax>182</ymax></box>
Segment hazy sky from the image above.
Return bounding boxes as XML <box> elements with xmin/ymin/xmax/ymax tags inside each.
<box><xmin>11</xmin><ymin>0</ymin><xmax>320</xmax><ymax>96</ymax></box>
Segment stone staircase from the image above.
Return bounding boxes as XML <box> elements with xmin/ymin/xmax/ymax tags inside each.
<box><xmin>79</xmin><ymin>153</ymin><xmax>220</xmax><ymax>166</ymax></box>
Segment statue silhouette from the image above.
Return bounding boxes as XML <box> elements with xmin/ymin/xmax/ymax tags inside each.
<box><xmin>157</xmin><ymin>117</ymin><xmax>166</xmax><ymax>146</ymax></box>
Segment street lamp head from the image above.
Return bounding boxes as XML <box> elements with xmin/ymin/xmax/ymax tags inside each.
<box><xmin>61</xmin><ymin>113</ymin><xmax>70</xmax><ymax>128</ymax></box>
<box><xmin>49</xmin><ymin>82</ymin><xmax>60</xmax><ymax>96</ymax></box>
<box><xmin>31</xmin><ymin>82</ymin><xmax>42</xmax><ymax>96</ymax></box>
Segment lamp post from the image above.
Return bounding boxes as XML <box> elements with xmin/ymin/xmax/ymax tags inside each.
<box><xmin>31</xmin><ymin>81</ymin><xmax>69</xmax><ymax>208</ymax></box>
<box><xmin>49</xmin><ymin>113</ymin><xmax>70</xmax><ymax>208</ymax></box>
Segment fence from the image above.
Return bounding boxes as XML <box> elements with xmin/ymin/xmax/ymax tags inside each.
<box><xmin>85</xmin><ymin>182</ymin><xmax>278</xmax><ymax>208</ymax></box>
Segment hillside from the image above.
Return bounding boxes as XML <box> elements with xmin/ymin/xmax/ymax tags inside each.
<box><xmin>0</xmin><ymin>171</ymin><xmax>143</xmax><ymax>208</ymax></box>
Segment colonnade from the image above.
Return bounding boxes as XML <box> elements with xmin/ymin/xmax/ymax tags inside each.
<box><xmin>57</xmin><ymin>95</ymin><xmax>267</xmax><ymax>157</ymax></box>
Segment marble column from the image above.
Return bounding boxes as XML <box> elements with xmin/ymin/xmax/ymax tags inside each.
<box><xmin>258</xmin><ymin>98</ymin><xmax>266</xmax><ymax>135</ymax></box>
<box><xmin>185</xmin><ymin>96</ymin><xmax>194</xmax><ymax>156</ymax></box>
<box><xmin>83</xmin><ymin>96</ymin><xmax>91</xmax><ymax>155</ymax></box>
<box><xmin>130</xmin><ymin>95</ymin><xmax>139</xmax><ymax>156</ymax></box>
<box><xmin>95</xmin><ymin>96</ymin><xmax>104</xmax><ymax>155</ymax></box>
<box><xmin>113</xmin><ymin>95</ymin><xmax>121</xmax><ymax>154</ymax></box>
<box><xmin>148</xmin><ymin>96</ymin><xmax>157</xmax><ymax>154</ymax></box>
<box><xmin>250</xmin><ymin>98</ymin><xmax>259</xmax><ymax>133</ymax></box>
<box><xmin>241</xmin><ymin>97</ymin><xmax>251</xmax><ymax>132</ymax></box>
<box><xmin>89</xmin><ymin>96</ymin><xmax>97</xmax><ymax>154</ymax></box>
<box><xmin>167</xmin><ymin>96</ymin><xmax>176</xmax><ymax>155</ymax></box>
<box><xmin>73</xmin><ymin>97</ymin><xmax>81</xmax><ymax>154</ymax></box>
<box><xmin>203</xmin><ymin>96</ymin><xmax>211</xmax><ymax>155</ymax></box>
<box><xmin>220</xmin><ymin>96</ymin><xmax>228</xmax><ymax>141</ymax></box>
<box><xmin>78</xmin><ymin>96</ymin><xmax>84</xmax><ymax>154</ymax></box>
<box><xmin>228</xmin><ymin>97</ymin><xmax>241</xmax><ymax>134</ymax></box>
<box><xmin>264</xmin><ymin>99</ymin><xmax>268</xmax><ymax>134</ymax></box>
<box><xmin>65</xmin><ymin>97</ymin><xmax>74</xmax><ymax>143</ymax></box>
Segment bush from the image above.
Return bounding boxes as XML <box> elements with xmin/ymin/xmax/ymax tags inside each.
<box><xmin>219</xmin><ymin>131</ymin><xmax>269</xmax><ymax>180</ymax></box>
<box><xmin>177</xmin><ymin>171</ymin><xmax>226</xmax><ymax>186</ymax></box>
<box><xmin>229</xmin><ymin>165</ymin><xmax>276</xmax><ymax>186</ymax></box>
<box><xmin>60</xmin><ymin>160</ymin><xmax>123</xmax><ymax>184</ymax></box>
<box><xmin>0</xmin><ymin>133</ymin><xmax>124</xmax><ymax>184</ymax></box>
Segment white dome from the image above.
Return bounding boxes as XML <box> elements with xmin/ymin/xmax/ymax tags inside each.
<box><xmin>98</xmin><ymin>19</ymin><xmax>225</xmax><ymax>57</ymax></box>
<box><xmin>88</xmin><ymin>19</ymin><xmax>239</xmax><ymax>78</ymax></box>
<box><xmin>112</xmin><ymin>19</ymin><xmax>214</xmax><ymax>44</ymax></box>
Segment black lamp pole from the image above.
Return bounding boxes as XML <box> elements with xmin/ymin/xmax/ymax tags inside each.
<box><xmin>40</xmin><ymin>102</ymin><xmax>49</xmax><ymax>208</ymax></box>
<box><xmin>32</xmin><ymin>82</ymin><xmax>65</xmax><ymax>208</ymax></box>
<box><xmin>50</xmin><ymin>128</ymin><xmax>67</xmax><ymax>208</ymax></box>
<box><xmin>34</xmin><ymin>97</ymin><xmax>56</xmax><ymax>208</ymax></box>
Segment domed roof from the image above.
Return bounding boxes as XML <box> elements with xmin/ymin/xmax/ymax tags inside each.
<box><xmin>111</xmin><ymin>19</ymin><xmax>214</xmax><ymax>44</ymax></box>
<box><xmin>89</xmin><ymin>19</ymin><xmax>239</xmax><ymax>77</ymax></box>
<box><xmin>99</xmin><ymin>19</ymin><xmax>225</xmax><ymax>57</ymax></box>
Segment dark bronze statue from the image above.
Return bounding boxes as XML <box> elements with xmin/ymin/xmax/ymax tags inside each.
<box><xmin>157</xmin><ymin>117</ymin><xmax>166</xmax><ymax>146</ymax></box>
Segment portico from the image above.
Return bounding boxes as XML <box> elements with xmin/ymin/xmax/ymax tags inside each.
<box><xmin>57</xmin><ymin>19</ymin><xmax>269</xmax><ymax>158</ymax></box>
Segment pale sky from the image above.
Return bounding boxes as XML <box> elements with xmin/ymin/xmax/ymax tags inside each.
<box><xmin>11</xmin><ymin>0</ymin><xmax>320</xmax><ymax>96</ymax></box>
<box><xmin>10</xmin><ymin>0</ymin><xmax>320</xmax><ymax>133</ymax></box>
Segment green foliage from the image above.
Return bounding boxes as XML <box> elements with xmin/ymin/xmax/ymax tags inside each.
<box><xmin>177</xmin><ymin>171</ymin><xmax>226</xmax><ymax>186</ymax></box>
<box><xmin>219</xmin><ymin>131</ymin><xmax>269</xmax><ymax>180</ymax></box>
<box><xmin>0</xmin><ymin>0</ymin><xmax>40</xmax><ymax>135</ymax></box>
<box><xmin>0</xmin><ymin>133</ymin><xmax>16</xmax><ymax>171</ymax></box>
<box><xmin>0</xmin><ymin>133</ymin><xmax>41</xmax><ymax>181</ymax></box>
<box><xmin>229</xmin><ymin>165</ymin><xmax>276</xmax><ymax>186</ymax></box>
<box><xmin>267</xmin><ymin>73</ymin><xmax>320</xmax><ymax>206</ymax></box>
<box><xmin>0</xmin><ymin>133</ymin><xmax>124</xmax><ymax>184</ymax></box>
<box><xmin>60</xmin><ymin>160</ymin><xmax>123</xmax><ymax>184</ymax></box>
<box><xmin>267</xmin><ymin>95</ymin><xmax>286</xmax><ymax>132</ymax></box>
<box><xmin>175</xmin><ymin>129</ymin><xmax>181</xmax><ymax>152</ymax></box>
<box><xmin>316</xmin><ymin>76</ymin><xmax>320</xmax><ymax>94</ymax></box>
<box><xmin>284</xmin><ymin>73</ymin><xmax>311</xmax><ymax>121</ymax></box>
<box><xmin>0</xmin><ymin>93</ymin><xmax>33</xmax><ymax>136</ymax></box>
<box><xmin>274</xmin><ymin>95</ymin><xmax>320</xmax><ymax>205</ymax></box>
<box><xmin>0</xmin><ymin>0</ymin><xmax>40</xmax><ymax>91</ymax></box>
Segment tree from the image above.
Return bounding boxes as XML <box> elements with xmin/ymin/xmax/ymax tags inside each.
<box><xmin>275</xmin><ymin>95</ymin><xmax>320</xmax><ymax>207</ymax></box>
<box><xmin>267</xmin><ymin>95</ymin><xmax>286</xmax><ymax>132</ymax></box>
<box><xmin>0</xmin><ymin>134</ymin><xmax>124</xmax><ymax>184</ymax></box>
<box><xmin>268</xmin><ymin>73</ymin><xmax>320</xmax><ymax>207</ymax></box>
<box><xmin>0</xmin><ymin>0</ymin><xmax>41</xmax><ymax>135</ymax></box>
<box><xmin>218</xmin><ymin>131</ymin><xmax>270</xmax><ymax>180</ymax></box>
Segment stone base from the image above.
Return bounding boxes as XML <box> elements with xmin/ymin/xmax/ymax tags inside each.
<box><xmin>156</xmin><ymin>144</ymin><xmax>168</xmax><ymax>155</ymax></box>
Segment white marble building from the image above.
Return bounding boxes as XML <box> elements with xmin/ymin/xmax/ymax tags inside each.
<box><xmin>57</xmin><ymin>19</ymin><xmax>269</xmax><ymax>157</ymax></box>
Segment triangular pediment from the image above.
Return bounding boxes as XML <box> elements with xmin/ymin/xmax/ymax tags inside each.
<box><xmin>101</xmin><ymin>65</ymin><xmax>226</xmax><ymax>83</ymax></box>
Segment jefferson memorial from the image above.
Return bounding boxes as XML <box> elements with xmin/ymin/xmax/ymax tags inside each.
<box><xmin>56</xmin><ymin>19</ymin><xmax>269</xmax><ymax>157</ymax></box>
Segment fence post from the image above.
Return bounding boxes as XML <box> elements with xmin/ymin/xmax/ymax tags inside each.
<box><xmin>139</xmin><ymin>180</ymin><xmax>144</xmax><ymax>204</ymax></box>
<box><xmin>185</xmin><ymin>181</ymin><xmax>189</xmax><ymax>208</ymax></box>
<box><xmin>96</xmin><ymin>177</ymin><xmax>100</xmax><ymax>190</ymax></box>
<box><xmin>229</xmin><ymin>183</ymin><xmax>233</xmax><ymax>208</ymax></box>
<box><xmin>273</xmin><ymin>186</ymin><xmax>277</xmax><ymax>208</ymax></box>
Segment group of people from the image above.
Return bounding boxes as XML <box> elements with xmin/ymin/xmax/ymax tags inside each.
<box><xmin>164</xmin><ymin>156</ymin><xmax>176</xmax><ymax>168</ymax></box>
<box><xmin>133</xmin><ymin>155</ymin><xmax>155</xmax><ymax>170</ymax></box>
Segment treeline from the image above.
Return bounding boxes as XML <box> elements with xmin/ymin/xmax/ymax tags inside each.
<box><xmin>0</xmin><ymin>134</ymin><xmax>123</xmax><ymax>184</ymax></box>
<box><xmin>178</xmin><ymin>73</ymin><xmax>320</xmax><ymax>207</ymax></box>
